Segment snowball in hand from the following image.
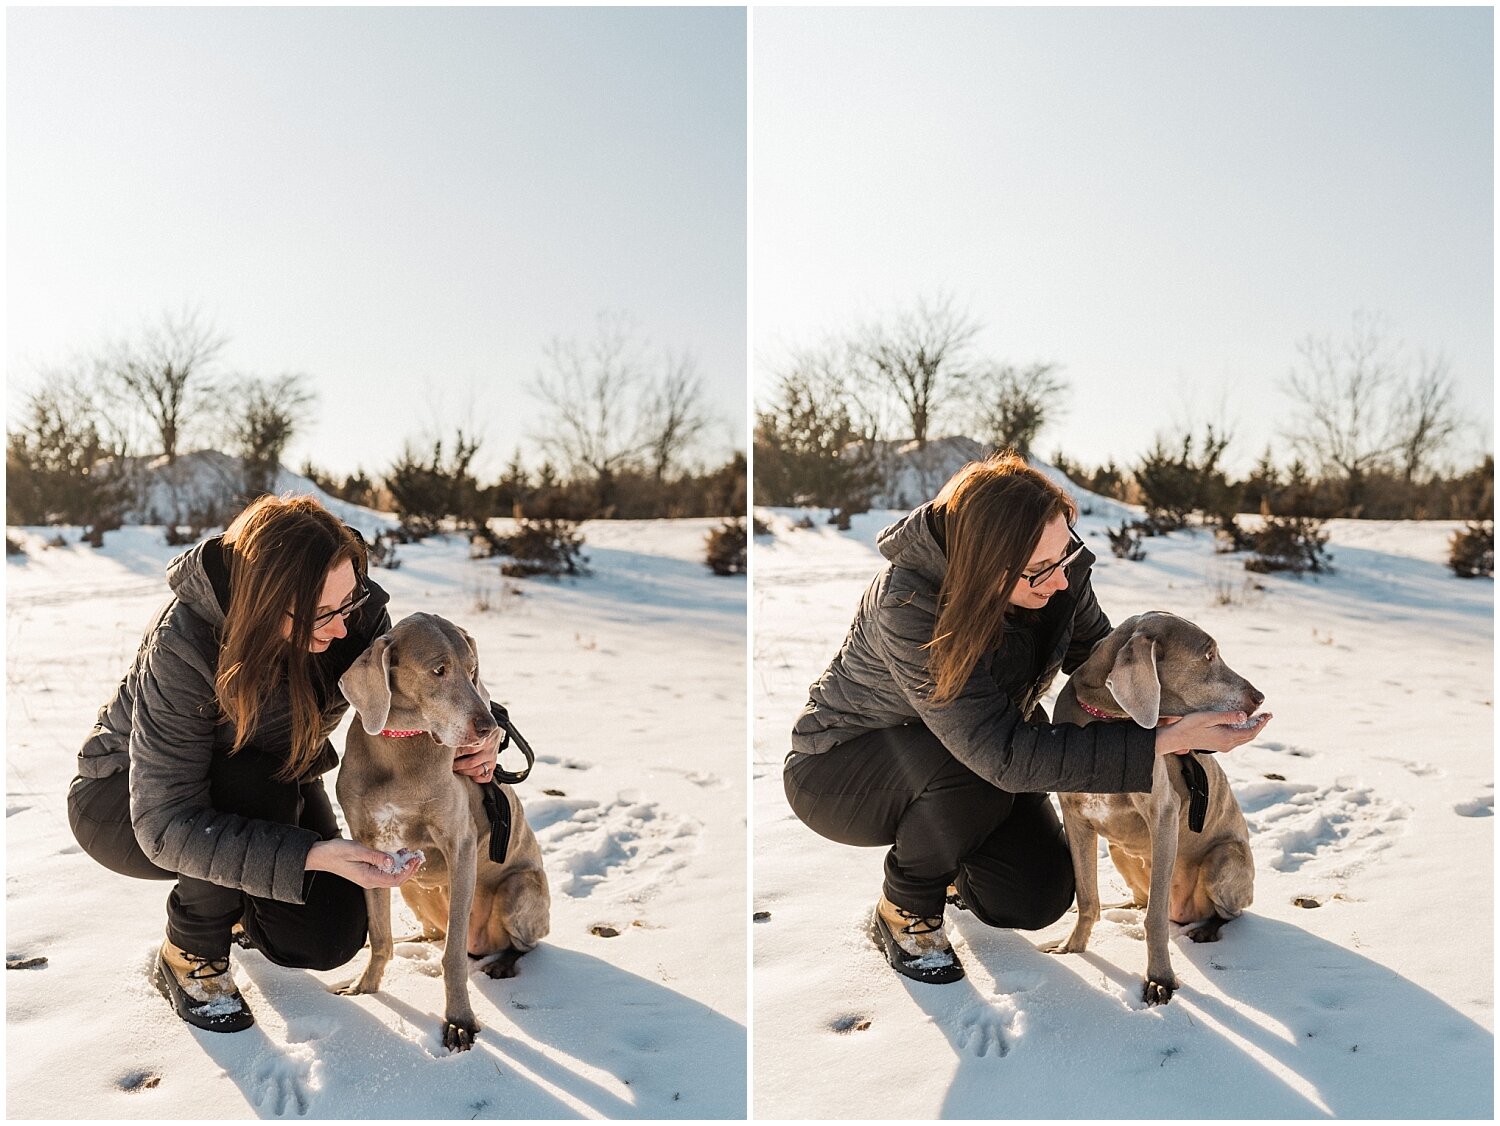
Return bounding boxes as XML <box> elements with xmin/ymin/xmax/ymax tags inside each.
<box><xmin>379</xmin><ymin>847</ymin><xmax>426</xmax><ymax>874</ymax></box>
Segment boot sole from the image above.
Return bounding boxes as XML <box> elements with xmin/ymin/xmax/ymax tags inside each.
<box><xmin>153</xmin><ymin>953</ymin><xmax>256</xmax><ymax>1033</ymax></box>
<box><xmin>872</xmin><ymin>909</ymin><xmax>965</xmax><ymax>985</ymax></box>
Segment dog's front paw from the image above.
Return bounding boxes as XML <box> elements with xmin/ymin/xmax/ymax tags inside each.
<box><xmin>443</xmin><ymin>1016</ymin><xmax>480</xmax><ymax>1052</ymax></box>
<box><xmin>1142</xmin><ymin>976</ymin><xmax>1177</xmax><ymax>1005</ymax></box>
<box><xmin>330</xmin><ymin>977</ymin><xmax>373</xmax><ymax>997</ymax></box>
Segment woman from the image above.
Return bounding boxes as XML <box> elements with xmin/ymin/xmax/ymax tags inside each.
<box><xmin>785</xmin><ymin>452</ymin><xmax>1270</xmax><ymax>984</ymax></box>
<box><xmin>66</xmin><ymin>495</ymin><xmax>501</xmax><ymax>1031</ymax></box>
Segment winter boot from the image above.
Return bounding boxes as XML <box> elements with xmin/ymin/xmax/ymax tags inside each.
<box><xmin>153</xmin><ymin>935</ymin><xmax>255</xmax><ymax>1033</ymax></box>
<box><xmin>872</xmin><ymin>894</ymin><xmax>964</xmax><ymax>984</ymax></box>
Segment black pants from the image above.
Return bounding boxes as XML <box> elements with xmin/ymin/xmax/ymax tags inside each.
<box><xmin>67</xmin><ymin>745</ymin><xmax>367</xmax><ymax>967</ymax></box>
<box><xmin>784</xmin><ymin>721</ymin><xmax>1075</xmax><ymax>925</ymax></box>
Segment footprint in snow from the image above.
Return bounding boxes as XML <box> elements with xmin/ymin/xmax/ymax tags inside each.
<box><xmin>1454</xmin><ymin>793</ymin><xmax>1493</xmax><ymax>817</ymax></box>
<box><xmin>1234</xmin><ymin>776</ymin><xmax>1408</xmax><ymax>874</ymax></box>
<box><xmin>528</xmin><ymin>793</ymin><xmax>700</xmax><ymax>898</ymax></box>
<box><xmin>249</xmin><ymin>1046</ymin><xmax>319</xmax><ymax>1117</ymax></box>
<box><xmin>1259</xmin><ymin>741</ymin><xmax>1315</xmax><ymax>758</ymax></box>
<box><xmin>535</xmin><ymin>753</ymin><xmax>592</xmax><ymax>772</ymax></box>
<box><xmin>953</xmin><ymin>1002</ymin><xmax>1018</xmax><ymax>1058</ymax></box>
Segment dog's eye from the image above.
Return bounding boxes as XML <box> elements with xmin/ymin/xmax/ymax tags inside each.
<box><xmin>433</xmin><ymin>664</ymin><xmax>447</xmax><ymax>677</ymax></box>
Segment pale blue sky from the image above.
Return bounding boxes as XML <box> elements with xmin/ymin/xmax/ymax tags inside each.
<box><xmin>8</xmin><ymin>6</ymin><xmax>746</xmax><ymax>479</ymax></box>
<box><xmin>754</xmin><ymin>6</ymin><xmax>1493</xmax><ymax>474</ymax></box>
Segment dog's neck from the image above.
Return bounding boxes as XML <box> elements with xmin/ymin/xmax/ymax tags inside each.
<box><xmin>1074</xmin><ymin>694</ymin><xmax>1184</xmax><ymax>726</ymax></box>
<box><xmin>380</xmin><ymin>727</ymin><xmax>427</xmax><ymax>739</ymax></box>
<box><xmin>1076</xmin><ymin>698</ymin><xmax>1126</xmax><ymax>722</ymax></box>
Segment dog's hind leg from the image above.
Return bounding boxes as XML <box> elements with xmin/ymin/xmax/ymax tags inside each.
<box><xmin>471</xmin><ymin>867</ymin><xmax>551</xmax><ymax>979</ymax></box>
<box><xmin>1187</xmin><ymin>838</ymin><xmax>1254</xmax><ymax>944</ymax></box>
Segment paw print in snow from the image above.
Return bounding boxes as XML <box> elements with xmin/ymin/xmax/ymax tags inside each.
<box><xmin>954</xmin><ymin>1003</ymin><xmax>1018</xmax><ymax>1058</ymax></box>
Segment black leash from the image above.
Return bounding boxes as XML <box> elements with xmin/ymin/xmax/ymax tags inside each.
<box><xmin>477</xmin><ymin>701</ymin><xmax>537</xmax><ymax>864</ymax></box>
<box><xmin>1179</xmin><ymin>751</ymin><xmax>1211</xmax><ymax>833</ymax></box>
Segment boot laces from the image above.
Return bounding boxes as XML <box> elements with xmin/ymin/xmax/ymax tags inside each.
<box><xmin>181</xmin><ymin>951</ymin><xmax>232</xmax><ymax>982</ymax></box>
<box><xmin>893</xmin><ymin>905</ymin><xmax>945</xmax><ymax>937</ymax></box>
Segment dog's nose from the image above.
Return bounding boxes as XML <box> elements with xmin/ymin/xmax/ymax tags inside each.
<box><xmin>1248</xmin><ymin>689</ymin><xmax>1265</xmax><ymax>712</ymax></box>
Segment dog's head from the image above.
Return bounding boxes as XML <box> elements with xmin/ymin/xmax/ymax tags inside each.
<box><xmin>339</xmin><ymin>612</ymin><xmax>498</xmax><ymax>749</ymax></box>
<box><xmin>1096</xmin><ymin>611</ymin><xmax>1264</xmax><ymax>728</ymax></box>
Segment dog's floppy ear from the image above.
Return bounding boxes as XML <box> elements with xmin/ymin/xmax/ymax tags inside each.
<box><xmin>1106</xmin><ymin>631</ymin><xmax>1161</xmax><ymax>728</ymax></box>
<box><xmin>455</xmin><ymin>623</ymin><xmax>489</xmax><ymax>701</ymax></box>
<box><xmin>340</xmin><ymin>634</ymin><xmax>395</xmax><ymax>735</ymax></box>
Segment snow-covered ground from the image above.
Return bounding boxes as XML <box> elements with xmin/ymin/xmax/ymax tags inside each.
<box><xmin>752</xmin><ymin>496</ymin><xmax>1493</xmax><ymax>1119</ymax></box>
<box><xmin>6</xmin><ymin>518</ymin><xmax>746</xmax><ymax>1119</ymax></box>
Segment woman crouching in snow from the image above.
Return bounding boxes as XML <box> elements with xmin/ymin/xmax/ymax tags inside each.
<box><xmin>785</xmin><ymin>452</ymin><xmax>1265</xmax><ymax>984</ymax></box>
<box><xmin>66</xmin><ymin>495</ymin><xmax>500</xmax><ymax>1032</ymax></box>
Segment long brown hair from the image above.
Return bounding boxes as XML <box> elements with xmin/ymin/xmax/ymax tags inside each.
<box><xmin>924</xmin><ymin>451</ymin><xmax>1077</xmax><ymax>705</ymax></box>
<box><xmin>216</xmin><ymin>495</ymin><xmax>368</xmax><ymax>780</ymax></box>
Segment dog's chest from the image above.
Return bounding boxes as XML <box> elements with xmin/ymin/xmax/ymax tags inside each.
<box><xmin>1072</xmin><ymin>793</ymin><xmax>1153</xmax><ymax>852</ymax></box>
<box><xmin>356</xmin><ymin>800</ymin><xmax>437</xmax><ymax>855</ymax></box>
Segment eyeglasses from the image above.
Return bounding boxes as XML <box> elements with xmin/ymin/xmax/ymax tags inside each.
<box><xmin>1020</xmin><ymin>531</ymin><xmax>1085</xmax><ymax>588</ymax></box>
<box><xmin>290</xmin><ymin>582</ymin><xmax>370</xmax><ymax>631</ymax></box>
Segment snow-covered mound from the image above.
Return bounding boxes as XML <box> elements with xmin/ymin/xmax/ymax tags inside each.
<box><xmin>115</xmin><ymin>449</ymin><xmax>395</xmax><ymax>539</ymax></box>
<box><xmin>866</xmin><ymin>435</ymin><xmax>986</xmax><ymax>510</ymax></box>
<box><xmin>752</xmin><ymin>506</ymin><xmax>1492</xmax><ymax>1118</ymax></box>
<box><xmin>863</xmin><ymin>436</ymin><xmax>1137</xmax><ymax>526</ymax></box>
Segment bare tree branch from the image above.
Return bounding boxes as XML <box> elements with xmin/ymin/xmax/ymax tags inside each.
<box><xmin>1392</xmin><ymin>351</ymin><xmax>1461</xmax><ymax>483</ymax></box>
<box><xmin>641</xmin><ymin>351</ymin><xmax>712</xmax><ymax>482</ymax></box>
<box><xmin>1282</xmin><ymin>310</ymin><xmax>1403</xmax><ymax>513</ymax></box>
<box><xmin>109</xmin><ymin>308</ymin><xmax>228</xmax><ymax>463</ymax></box>
<box><xmin>969</xmin><ymin>361</ymin><xmax>1068</xmax><ymax>457</ymax></box>
<box><xmin>854</xmin><ymin>293</ymin><xmax>979</xmax><ymax>448</ymax></box>
<box><xmin>227</xmin><ymin>373</ymin><xmax>318</xmax><ymax>498</ymax></box>
<box><xmin>531</xmin><ymin>312</ymin><xmax>649</xmax><ymax>511</ymax></box>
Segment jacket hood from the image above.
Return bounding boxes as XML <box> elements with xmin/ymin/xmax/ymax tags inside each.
<box><xmin>166</xmin><ymin>537</ymin><xmax>230</xmax><ymax>629</ymax></box>
<box><xmin>877</xmin><ymin>503</ymin><xmax>948</xmax><ymax>585</ymax></box>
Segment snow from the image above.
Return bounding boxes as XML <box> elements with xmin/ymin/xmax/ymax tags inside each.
<box><xmin>379</xmin><ymin>848</ymin><xmax>426</xmax><ymax>876</ymax></box>
<box><xmin>752</xmin><ymin>486</ymin><xmax>1493</xmax><ymax>1118</ymax></box>
<box><xmin>6</xmin><ymin>519</ymin><xmax>746</xmax><ymax>1118</ymax></box>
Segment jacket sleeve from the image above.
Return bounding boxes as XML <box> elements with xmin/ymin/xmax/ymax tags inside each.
<box><xmin>127</xmin><ymin>626</ymin><xmax>319</xmax><ymax>904</ymax></box>
<box><xmin>1062</xmin><ymin>576</ymin><xmax>1113</xmax><ymax>675</ymax></box>
<box><xmin>872</xmin><ymin>587</ymin><xmax>1156</xmax><ymax>794</ymax></box>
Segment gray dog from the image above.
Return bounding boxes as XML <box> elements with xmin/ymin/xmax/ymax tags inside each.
<box><xmin>1044</xmin><ymin>611</ymin><xmax>1267</xmax><ymax>1004</ymax></box>
<box><xmin>334</xmin><ymin>612</ymin><xmax>550</xmax><ymax>1051</ymax></box>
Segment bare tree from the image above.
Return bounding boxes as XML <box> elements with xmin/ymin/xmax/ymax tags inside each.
<box><xmin>110</xmin><ymin>308</ymin><xmax>228</xmax><ymax>464</ymax></box>
<box><xmin>970</xmin><ymin>361</ymin><xmax>1068</xmax><ymax>457</ymax></box>
<box><xmin>228</xmin><ymin>373</ymin><xmax>318</xmax><ymax>498</ymax></box>
<box><xmin>854</xmin><ymin>293</ymin><xmax>979</xmax><ymax>448</ymax></box>
<box><xmin>531</xmin><ymin>313</ymin><xmax>648</xmax><ymax>512</ymax></box>
<box><xmin>1392</xmin><ymin>351</ymin><xmax>1461</xmax><ymax>483</ymax></box>
<box><xmin>641</xmin><ymin>352</ymin><xmax>711</xmax><ymax>483</ymax></box>
<box><xmin>1282</xmin><ymin>311</ymin><xmax>1402</xmax><ymax>515</ymax></box>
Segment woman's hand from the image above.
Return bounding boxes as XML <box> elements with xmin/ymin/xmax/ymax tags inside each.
<box><xmin>305</xmin><ymin>838</ymin><xmax>421</xmax><ymax>888</ymax></box>
<box><xmin>1155</xmin><ymin>710</ymin><xmax>1273</xmax><ymax>757</ymax></box>
<box><xmin>452</xmin><ymin>729</ymin><xmax>500</xmax><ymax>783</ymax></box>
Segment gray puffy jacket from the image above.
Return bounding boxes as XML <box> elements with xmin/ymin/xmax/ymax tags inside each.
<box><xmin>790</xmin><ymin>505</ymin><xmax>1156</xmax><ymax>793</ymax></box>
<box><xmin>76</xmin><ymin>537</ymin><xmax>391</xmax><ymax>903</ymax></box>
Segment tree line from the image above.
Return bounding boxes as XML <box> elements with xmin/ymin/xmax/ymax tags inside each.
<box><xmin>7</xmin><ymin>308</ymin><xmax>745</xmax><ymax>535</ymax></box>
<box><xmin>754</xmin><ymin>299</ymin><xmax>1491</xmax><ymax>524</ymax></box>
